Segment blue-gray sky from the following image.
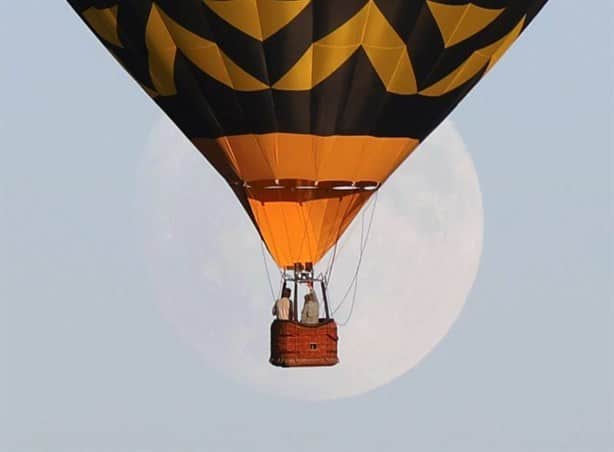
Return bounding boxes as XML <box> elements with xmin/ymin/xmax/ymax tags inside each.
<box><xmin>1</xmin><ymin>2</ymin><xmax>612</xmax><ymax>451</ymax></box>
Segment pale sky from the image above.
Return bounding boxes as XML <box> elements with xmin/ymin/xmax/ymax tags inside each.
<box><xmin>1</xmin><ymin>2</ymin><xmax>612</xmax><ymax>451</ymax></box>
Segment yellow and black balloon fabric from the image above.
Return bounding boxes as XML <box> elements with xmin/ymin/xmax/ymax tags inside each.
<box><xmin>68</xmin><ymin>0</ymin><xmax>548</xmax><ymax>268</ymax></box>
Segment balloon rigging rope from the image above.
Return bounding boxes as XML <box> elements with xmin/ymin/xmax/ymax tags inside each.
<box><xmin>324</xmin><ymin>198</ymin><xmax>353</xmax><ymax>284</ymax></box>
<box><xmin>260</xmin><ymin>190</ymin><xmax>378</xmax><ymax>319</ymax></box>
<box><xmin>330</xmin><ymin>191</ymin><xmax>378</xmax><ymax>288</ymax></box>
<box><xmin>324</xmin><ymin>237</ymin><xmax>340</xmax><ymax>283</ymax></box>
<box><xmin>328</xmin><ymin>194</ymin><xmax>373</xmax><ymax>285</ymax></box>
<box><xmin>337</xmin><ymin>274</ymin><xmax>360</xmax><ymax>327</ymax></box>
<box><xmin>332</xmin><ymin>212</ymin><xmax>365</xmax><ymax>317</ymax></box>
<box><xmin>325</xmin><ymin>191</ymin><xmax>377</xmax><ymax>286</ymax></box>
<box><xmin>260</xmin><ymin>240</ymin><xmax>277</xmax><ymax>301</ymax></box>
<box><xmin>333</xmin><ymin>191</ymin><xmax>378</xmax><ymax>325</ymax></box>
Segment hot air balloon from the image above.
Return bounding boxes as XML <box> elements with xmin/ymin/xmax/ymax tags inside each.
<box><xmin>67</xmin><ymin>0</ymin><xmax>549</xmax><ymax>367</ymax></box>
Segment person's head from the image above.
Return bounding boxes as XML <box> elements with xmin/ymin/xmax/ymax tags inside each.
<box><xmin>282</xmin><ymin>288</ymin><xmax>291</xmax><ymax>298</ymax></box>
<box><xmin>304</xmin><ymin>293</ymin><xmax>312</xmax><ymax>302</ymax></box>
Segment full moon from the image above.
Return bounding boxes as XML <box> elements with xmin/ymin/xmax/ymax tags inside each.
<box><xmin>137</xmin><ymin>117</ymin><xmax>483</xmax><ymax>400</ymax></box>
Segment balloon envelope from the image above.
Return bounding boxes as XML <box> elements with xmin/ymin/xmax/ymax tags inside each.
<box><xmin>68</xmin><ymin>0</ymin><xmax>548</xmax><ymax>267</ymax></box>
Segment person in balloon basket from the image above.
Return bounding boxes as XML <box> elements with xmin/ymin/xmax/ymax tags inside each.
<box><xmin>272</xmin><ymin>288</ymin><xmax>292</xmax><ymax>321</ymax></box>
<box><xmin>301</xmin><ymin>283</ymin><xmax>320</xmax><ymax>325</ymax></box>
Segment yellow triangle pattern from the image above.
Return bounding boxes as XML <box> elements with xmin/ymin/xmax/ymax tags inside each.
<box><xmin>203</xmin><ymin>0</ymin><xmax>311</xmax><ymax>41</ymax></box>
<box><xmin>272</xmin><ymin>46</ymin><xmax>314</xmax><ymax>90</ymax></box>
<box><xmin>146</xmin><ymin>5</ymin><xmax>177</xmax><ymax>96</ymax></box>
<box><xmin>157</xmin><ymin>8</ymin><xmax>268</xmax><ymax>91</ymax></box>
<box><xmin>426</xmin><ymin>1</ymin><xmax>504</xmax><ymax>48</ymax></box>
<box><xmin>221</xmin><ymin>52</ymin><xmax>270</xmax><ymax>91</ymax></box>
<box><xmin>274</xmin><ymin>2</ymin><xmax>369</xmax><ymax>90</ymax></box>
<box><xmin>363</xmin><ymin>2</ymin><xmax>417</xmax><ymax>94</ymax></box>
<box><xmin>486</xmin><ymin>16</ymin><xmax>526</xmax><ymax>72</ymax></box>
<box><xmin>82</xmin><ymin>6</ymin><xmax>123</xmax><ymax>48</ymax></box>
<box><xmin>420</xmin><ymin>16</ymin><xmax>526</xmax><ymax>96</ymax></box>
<box><xmin>275</xmin><ymin>1</ymin><xmax>417</xmax><ymax>94</ymax></box>
<box><xmin>257</xmin><ymin>0</ymin><xmax>311</xmax><ymax>40</ymax></box>
<box><xmin>133</xmin><ymin>1</ymin><xmax>522</xmax><ymax>98</ymax></box>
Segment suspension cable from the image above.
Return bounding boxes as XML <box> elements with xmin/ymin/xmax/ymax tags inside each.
<box><xmin>337</xmin><ymin>273</ymin><xmax>360</xmax><ymax>327</ymax></box>
<box><xmin>332</xmin><ymin>191</ymin><xmax>378</xmax><ymax>321</ymax></box>
<box><xmin>327</xmin><ymin>192</ymin><xmax>378</xmax><ymax>286</ymax></box>
<box><xmin>324</xmin><ymin>237</ymin><xmax>340</xmax><ymax>282</ymax></box>
<box><xmin>332</xmin><ymin>217</ymin><xmax>364</xmax><ymax>316</ymax></box>
<box><xmin>260</xmin><ymin>240</ymin><xmax>277</xmax><ymax>300</ymax></box>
